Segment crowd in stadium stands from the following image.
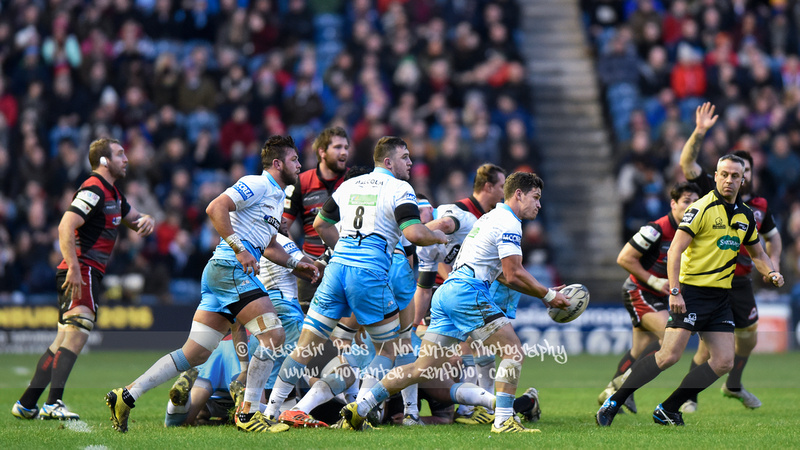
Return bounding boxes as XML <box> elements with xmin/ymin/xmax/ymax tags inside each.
<box><xmin>0</xmin><ymin>0</ymin><xmax>555</xmax><ymax>304</ymax></box>
<box><xmin>582</xmin><ymin>0</ymin><xmax>800</xmax><ymax>284</ymax></box>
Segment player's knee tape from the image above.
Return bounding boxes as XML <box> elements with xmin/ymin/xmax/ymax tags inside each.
<box><xmin>303</xmin><ymin>310</ymin><xmax>338</xmax><ymax>340</ymax></box>
<box><xmin>321</xmin><ymin>356</ymin><xmax>348</xmax><ymax>378</ymax></box>
<box><xmin>170</xmin><ymin>349</ymin><xmax>193</xmax><ymax>372</ymax></box>
<box><xmin>245</xmin><ymin>312</ymin><xmax>282</xmax><ymax>336</ymax></box>
<box><xmin>62</xmin><ymin>314</ymin><xmax>95</xmax><ymax>334</ymax></box>
<box><xmin>188</xmin><ymin>321</ymin><xmax>224</xmax><ymax>352</ymax></box>
<box><xmin>495</xmin><ymin>358</ymin><xmax>522</xmax><ymax>385</ymax></box>
<box><xmin>253</xmin><ymin>345</ymin><xmax>278</xmax><ymax>361</ymax></box>
<box><xmin>475</xmin><ymin>354</ymin><xmax>495</xmax><ymax>367</ymax></box>
<box><xmin>469</xmin><ymin>316</ymin><xmax>510</xmax><ymax>342</ymax></box>
<box><xmin>399</xmin><ymin>323</ymin><xmax>414</xmax><ymax>340</ymax></box>
<box><xmin>320</xmin><ymin>372</ymin><xmax>347</xmax><ymax>396</ymax></box>
<box><xmin>330</xmin><ymin>322</ymin><xmax>357</xmax><ymax>342</ymax></box>
<box><xmin>365</xmin><ymin>318</ymin><xmax>400</xmax><ymax>343</ymax></box>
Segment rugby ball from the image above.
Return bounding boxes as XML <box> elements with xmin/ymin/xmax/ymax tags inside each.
<box><xmin>548</xmin><ymin>284</ymin><xmax>590</xmax><ymax>323</ymax></box>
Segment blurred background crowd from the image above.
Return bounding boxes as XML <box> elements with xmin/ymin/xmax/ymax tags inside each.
<box><xmin>3</xmin><ymin>0</ymin><xmax>800</xmax><ymax>306</ymax></box>
<box><xmin>583</xmin><ymin>0</ymin><xmax>800</xmax><ymax>288</ymax></box>
<box><xmin>0</xmin><ymin>0</ymin><xmax>551</xmax><ymax>305</ymax></box>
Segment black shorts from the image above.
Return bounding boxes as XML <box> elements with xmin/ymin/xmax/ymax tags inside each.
<box><xmin>56</xmin><ymin>266</ymin><xmax>103</xmax><ymax>323</ymax></box>
<box><xmin>297</xmin><ymin>276</ymin><xmax>317</xmax><ymax>313</ymax></box>
<box><xmin>196</xmin><ymin>394</ymin><xmax>235</xmax><ymax>425</ymax></box>
<box><xmin>621</xmin><ymin>278</ymin><xmax>668</xmax><ymax>328</ymax></box>
<box><xmin>666</xmin><ymin>284</ymin><xmax>734</xmax><ymax>333</ymax></box>
<box><xmin>730</xmin><ymin>276</ymin><xmax>758</xmax><ymax>328</ymax></box>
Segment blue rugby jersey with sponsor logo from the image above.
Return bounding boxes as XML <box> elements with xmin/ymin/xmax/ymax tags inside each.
<box><xmin>449</xmin><ymin>203</ymin><xmax>523</xmax><ymax>284</ymax></box>
<box><xmin>321</xmin><ymin>167</ymin><xmax>420</xmax><ymax>271</ymax></box>
<box><xmin>211</xmin><ymin>170</ymin><xmax>286</xmax><ymax>261</ymax></box>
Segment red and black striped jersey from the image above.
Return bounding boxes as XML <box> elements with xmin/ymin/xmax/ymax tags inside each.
<box><xmin>283</xmin><ymin>166</ymin><xmax>347</xmax><ymax>257</ymax></box>
<box><xmin>57</xmin><ymin>174</ymin><xmax>131</xmax><ymax>274</ymax></box>
<box><xmin>627</xmin><ymin>213</ymin><xmax>679</xmax><ymax>295</ymax></box>
<box><xmin>688</xmin><ymin>170</ymin><xmax>777</xmax><ymax>276</ymax></box>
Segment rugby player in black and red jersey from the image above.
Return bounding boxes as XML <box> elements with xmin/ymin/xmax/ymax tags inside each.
<box><xmin>283</xmin><ymin>127</ymin><xmax>350</xmax><ymax>312</ymax></box>
<box><xmin>12</xmin><ymin>138</ymin><xmax>155</xmax><ymax>421</ymax></box>
<box><xmin>678</xmin><ymin>103</ymin><xmax>783</xmax><ymax>412</ymax></box>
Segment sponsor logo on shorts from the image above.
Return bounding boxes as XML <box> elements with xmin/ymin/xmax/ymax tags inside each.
<box><xmin>748</xmin><ymin>307</ymin><xmax>758</xmax><ymax>320</ymax></box>
<box><xmin>233</xmin><ymin>181</ymin><xmax>254</xmax><ymax>200</ymax></box>
<box><xmin>723</xmin><ymin>320</ymin><xmax>735</xmax><ymax>326</ymax></box>
<box><xmin>684</xmin><ymin>313</ymin><xmax>697</xmax><ymax>325</ymax></box>
<box><xmin>717</xmin><ymin>235</ymin><xmax>741</xmax><ymax>251</ymax></box>
<box><xmin>112</xmin><ymin>216</ymin><xmax>122</xmax><ymax>226</ymax></box>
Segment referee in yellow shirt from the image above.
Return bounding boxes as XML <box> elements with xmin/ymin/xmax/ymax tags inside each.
<box><xmin>597</xmin><ymin>154</ymin><xmax>784</xmax><ymax>427</ymax></box>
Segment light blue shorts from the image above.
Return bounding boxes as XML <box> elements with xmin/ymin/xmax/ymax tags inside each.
<box><xmin>199</xmin><ymin>259</ymin><xmax>268</xmax><ymax>318</ymax></box>
<box><xmin>310</xmin><ymin>262</ymin><xmax>398</xmax><ymax>326</ymax></box>
<box><xmin>197</xmin><ymin>339</ymin><xmax>245</xmax><ymax>392</ymax></box>
<box><xmin>426</xmin><ymin>277</ymin><xmax>506</xmax><ymax>342</ymax></box>
<box><xmin>390</xmin><ymin>254</ymin><xmax>416</xmax><ymax>311</ymax></box>
<box><xmin>490</xmin><ymin>281</ymin><xmax>522</xmax><ymax>319</ymax></box>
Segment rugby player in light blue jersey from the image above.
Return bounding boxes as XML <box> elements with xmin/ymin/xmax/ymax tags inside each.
<box><xmin>341</xmin><ymin>172</ymin><xmax>569</xmax><ymax>433</ymax></box>
<box><xmin>263</xmin><ymin>137</ymin><xmax>447</xmax><ymax>425</ymax></box>
<box><xmin>106</xmin><ymin>136</ymin><xmax>318</xmax><ymax>433</ymax></box>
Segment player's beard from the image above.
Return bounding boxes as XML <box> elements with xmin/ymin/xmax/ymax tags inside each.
<box><xmin>323</xmin><ymin>153</ymin><xmax>347</xmax><ymax>175</ymax></box>
<box><xmin>281</xmin><ymin>166</ymin><xmax>298</xmax><ymax>186</ymax></box>
<box><xmin>109</xmin><ymin>163</ymin><xmax>127</xmax><ymax>180</ymax></box>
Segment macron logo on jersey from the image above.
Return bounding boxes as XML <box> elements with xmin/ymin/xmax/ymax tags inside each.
<box><xmin>233</xmin><ymin>181</ymin><xmax>254</xmax><ymax>201</ymax></box>
<box><xmin>501</xmin><ymin>233</ymin><xmax>522</xmax><ymax>246</ymax></box>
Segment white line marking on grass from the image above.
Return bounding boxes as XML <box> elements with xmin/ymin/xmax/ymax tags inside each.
<box><xmin>65</xmin><ymin>420</ymin><xmax>93</xmax><ymax>433</ymax></box>
<box><xmin>84</xmin><ymin>446</ymin><xmax>108</xmax><ymax>450</ymax></box>
<box><xmin>13</xmin><ymin>366</ymin><xmax>32</xmax><ymax>376</ymax></box>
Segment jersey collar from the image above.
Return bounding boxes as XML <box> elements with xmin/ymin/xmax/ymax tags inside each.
<box><xmin>374</xmin><ymin>167</ymin><xmax>394</xmax><ymax>178</ymax></box>
<box><xmin>263</xmin><ymin>170</ymin><xmax>281</xmax><ymax>189</ymax></box>
<box><xmin>496</xmin><ymin>203</ymin><xmax>521</xmax><ymax>222</ymax></box>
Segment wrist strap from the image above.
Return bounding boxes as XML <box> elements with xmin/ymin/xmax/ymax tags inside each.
<box><xmin>224</xmin><ymin>233</ymin><xmax>245</xmax><ymax>254</ymax></box>
<box><xmin>286</xmin><ymin>257</ymin><xmax>299</xmax><ymax>270</ymax></box>
<box><xmin>543</xmin><ymin>289</ymin><xmax>556</xmax><ymax>304</ymax></box>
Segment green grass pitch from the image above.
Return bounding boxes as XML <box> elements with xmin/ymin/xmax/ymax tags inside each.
<box><xmin>2</xmin><ymin>351</ymin><xmax>799</xmax><ymax>449</ymax></box>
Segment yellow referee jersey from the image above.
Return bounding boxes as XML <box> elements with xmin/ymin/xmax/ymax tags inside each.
<box><xmin>677</xmin><ymin>189</ymin><xmax>758</xmax><ymax>288</ymax></box>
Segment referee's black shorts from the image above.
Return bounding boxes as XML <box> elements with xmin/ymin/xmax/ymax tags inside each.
<box><xmin>666</xmin><ymin>284</ymin><xmax>734</xmax><ymax>333</ymax></box>
<box><xmin>730</xmin><ymin>276</ymin><xmax>758</xmax><ymax>329</ymax></box>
